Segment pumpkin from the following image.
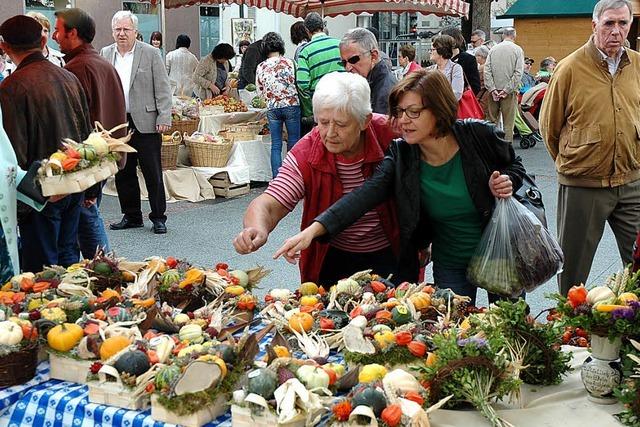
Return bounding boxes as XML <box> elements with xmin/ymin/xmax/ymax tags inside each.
<box><xmin>300</xmin><ymin>295</ymin><xmax>318</xmax><ymax>306</ymax></box>
<box><xmin>114</xmin><ymin>350</ymin><xmax>150</xmax><ymax>376</ymax></box>
<box><xmin>391</xmin><ymin>305</ymin><xmax>412</xmax><ymax>324</ymax></box>
<box><xmin>47</xmin><ymin>323</ymin><xmax>83</xmax><ymax>352</ymax></box>
<box><xmin>173</xmin><ymin>313</ymin><xmax>190</xmax><ymax>326</ymax></box>
<box><xmin>160</xmin><ymin>269</ymin><xmax>180</xmax><ymax>286</ymax></box>
<box><xmin>296</xmin><ymin>365</ymin><xmax>330</xmax><ymax>389</ymax></box>
<box><xmin>197</xmin><ymin>354</ymin><xmax>228</xmax><ymax>377</ymax></box>
<box><xmin>229</xmin><ymin>270</ymin><xmax>249</xmax><ymax>287</ymax></box>
<box><xmin>409</xmin><ymin>292</ymin><xmax>431</xmax><ymax>310</ymax></box>
<box><xmin>408</xmin><ymin>340</ymin><xmax>427</xmax><ymax>357</ymax></box>
<box><xmin>155</xmin><ymin>364</ymin><xmax>181</xmax><ymax>390</ymax></box>
<box><xmin>370</xmin><ymin>280</ymin><xmax>386</xmax><ymax>293</ymax></box>
<box><xmin>288</xmin><ymin>312</ymin><xmax>313</xmax><ymax>333</ymax></box>
<box><xmin>247</xmin><ymin>368</ymin><xmax>278</xmax><ymax>399</ymax></box>
<box><xmin>179</xmin><ymin>324</ymin><xmax>204</xmax><ymax>343</ymax></box>
<box><xmin>375</xmin><ymin>310</ymin><xmax>392</xmax><ymax>321</ymax></box>
<box><xmin>225</xmin><ymin>285</ymin><xmax>245</xmax><ymax>296</ymax></box>
<box><xmin>237</xmin><ymin>294</ymin><xmax>256</xmax><ymax>310</ymax></box>
<box><xmin>352</xmin><ymin>386</ymin><xmax>387</xmax><ymax>416</ymax></box>
<box><xmin>358</xmin><ymin>364</ymin><xmax>387</xmax><ymax>383</ymax></box>
<box><xmin>0</xmin><ymin>320</ymin><xmax>23</xmax><ymax>345</ymax></box>
<box><xmin>40</xmin><ymin>307</ymin><xmax>67</xmax><ymax>323</ymax></box>
<box><xmin>587</xmin><ymin>286</ymin><xmax>616</xmax><ymax>305</ymax></box>
<box><xmin>619</xmin><ymin>292</ymin><xmax>639</xmax><ymax>304</ymax></box>
<box><xmin>99</xmin><ymin>335</ymin><xmax>131</xmax><ymax>360</ymax></box>
<box><xmin>395</xmin><ymin>331</ymin><xmax>413</xmax><ymax>346</ymax></box>
<box><xmin>300</xmin><ymin>282</ymin><xmax>319</xmax><ymax>296</ymax></box>
<box><xmin>336</xmin><ymin>278</ymin><xmax>360</xmax><ymax>295</ymax></box>
<box><xmin>381</xmin><ymin>404</ymin><xmax>402</xmax><ymax>427</ymax></box>
<box><xmin>374</xmin><ymin>330</ymin><xmax>395</xmax><ymax>350</ymax></box>
<box><xmin>100</xmin><ymin>288</ymin><xmax>120</xmax><ymax>300</ymax></box>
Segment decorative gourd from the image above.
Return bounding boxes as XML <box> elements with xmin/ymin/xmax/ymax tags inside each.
<box><xmin>269</xmin><ymin>288</ymin><xmax>292</xmax><ymax>301</ymax></box>
<box><xmin>160</xmin><ymin>269</ymin><xmax>181</xmax><ymax>286</ymax></box>
<box><xmin>179</xmin><ymin>269</ymin><xmax>205</xmax><ymax>289</ymax></box>
<box><xmin>404</xmin><ymin>391</ymin><xmax>424</xmax><ymax>405</ymax></box>
<box><xmin>237</xmin><ymin>294</ymin><xmax>257</xmax><ymax>310</ymax></box>
<box><xmin>408</xmin><ymin>340</ymin><xmax>427</xmax><ymax>357</ymax></box>
<box><xmin>100</xmin><ymin>288</ymin><xmax>120</xmax><ymax>300</ymax></box>
<box><xmin>409</xmin><ymin>292</ymin><xmax>431</xmax><ymax>310</ymax></box>
<box><xmin>619</xmin><ymin>292</ymin><xmax>639</xmax><ymax>304</ymax></box>
<box><xmin>40</xmin><ymin>307</ymin><xmax>67</xmax><ymax>323</ymax></box>
<box><xmin>426</xmin><ymin>352</ymin><xmax>437</xmax><ymax>367</ymax></box>
<box><xmin>296</xmin><ymin>365</ymin><xmax>330</xmax><ymax>389</ymax></box>
<box><xmin>358</xmin><ymin>364</ymin><xmax>387</xmax><ymax>383</ymax></box>
<box><xmin>27</xmin><ymin>298</ymin><xmax>49</xmax><ymax>311</ymax></box>
<box><xmin>394</xmin><ymin>331</ymin><xmax>413</xmax><ymax>346</ymax></box>
<box><xmin>375</xmin><ymin>310</ymin><xmax>393</xmax><ymax>321</ymax></box>
<box><xmin>382</xmin><ymin>369</ymin><xmax>422</xmax><ymax>394</ymax></box>
<box><xmin>288</xmin><ymin>312</ymin><xmax>313</xmax><ymax>333</ymax></box>
<box><xmin>107</xmin><ymin>306</ymin><xmax>131</xmax><ymax>322</ymax></box>
<box><xmin>391</xmin><ymin>305</ymin><xmax>412</xmax><ymax>324</ymax></box>
<box><xmin>173</xmin><ymin>313</ymin><xmax>190</xmax><ymax>326</ymax></box>
<box><xmin>318</xmin><ymin>310</ymin><xmax>350</xmax><ymax>329</ymax></box>
<box><xmin>352</xmin><ymin>386</ymin><xmax>387</xmax><ymax>416</ymax></box>
<box><xmin>179</xmin><ymin>324</ymin><xmax>204</xmax><ymax>343</ymax></box>
<box><xmin>214</xmin><ymin>344</ymin><xmax>237</xmax><ymax>364</ymax></box>
<box><xmin>0</xmin><ymin>320</ymin><xmax>23</xmax><ymax>345</ymax></box>
<box><xmin>273</xmin><ymin>345</ymin><xmax>290</xmax><ymax>358</ymax></box>
<box><xmin>299</xmin><ymin>295</ymin><xmax>318</xmax><ymax>306</ymax></box>
<box><xmin>381</xmin><ymin>404</ymin><xmax>402</xmax><ymax>427</ymax></box>
<box><xmin>325</xmin><ymin>362</ymin><xmax>346</xmax><ymax>377</ymax></box>
<box><xmin>77</xmin><ymin>145</ymin><xmax>97</xmax><ymax>161</ymax></box>
<box><xmin>178</xmin><ymin>344</ymin><xmax>204</xmax><ymax>357</ymax></box>
<box><xmin>371</xmin><ymin>324</ymin><xmax>392</xmax><ymax>334</ymax></box>
<box><xmin>225</xmin><ymin>285</ymin><xmax>245</xmax><ymax>296</ymax></box>
<box><xmin>155</xmin><ymin>364</ymin><xmax>181</xmax><ymax>391</ymax></box>
<box><xmin>370</xmin><ymin>280</ymin><xmax>386</xmax><ymax>293</ymax></box>
<box><xmin>374</xmin><ymin>330</ymin><xmax>395</xmax><ymax>350</ymax></box>
<box><xmin>336</xmin><ymin>278</ymin><xmax>360</xmax><ymax>295</ymax></box>
<box><xmin>99</xmin><ymin>335</ymin><xmax>131</xmax><ymax>360</ymax></box>
<box><xmin>587</xmin><ymin>286</ymin><xmax>615</xmax><ymax>305</ymax></box>
<box><xmin>300</xmin><ymin>282</ymin><xmax>319</xmax><ymax>296</ymax></box>
<box><xmin>197</xmin><ymin>354</ymin><xmax>228</xmax><ymax>377</ymax></box>
<box><xmin>229</xmin><ymin>270</ymin><xmax>249</xmax><ymax>287</ymax></box>
<box><xmin>114</xmin><ymin>350</ymin><xmax>150</xmax><ymax>376</ymax></box>
<box><xmin>247</xmin><ymin>368</ymin><xmax>278</xmax><ymax>399</ymax></box>
<box><xmin>152</xmin><ymin>336</ymin><xmax>175</xmax><ymax>363</ymax></box>
<box><xmin>47</xmin><ymin>323</ymin><xmax>83</xmax><ymax>352</ymax></box>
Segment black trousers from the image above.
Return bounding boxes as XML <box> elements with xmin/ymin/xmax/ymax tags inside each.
<box><xmin>318</xmin><ymin>245</ymin><xmax>397</xmax><ymax>288</ymax></box>
<box><xmin>115</xmin><ymin>117</ymin><xmax>166</xmax><ymax>223</ymax></box>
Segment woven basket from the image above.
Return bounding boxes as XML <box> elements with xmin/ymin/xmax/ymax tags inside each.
<box><xmin>159</xmin><ymin>289</ymin><xmax>205</xmax><ymax>312</ymax></box>
<box><xmin>0</xmin><ymin>343</ymin><xmax>38</xmax><ymax>387</ymax></box>
<box><xmin>219</xmin><ymin>121</ymin><xmax>263</xmax><ymax>142</ymax></box>
<box><xmin>90</xmin><ymin>274</ymin><xmax>123</xmax><ymax>294</ymax></box>
<box><xmin>185</xmin><ymin>138</ymin><xmax>233</xmax><ymax>167</ymax></box>
<box><xmin>169</xmin><ymin>118</ymin><xmax>200</xmax><ymax>135</ymax></box>
<box><xmin>161</xmin><ymin>131</ymin><xmax>182</xmax><ymax>170</ymax></box>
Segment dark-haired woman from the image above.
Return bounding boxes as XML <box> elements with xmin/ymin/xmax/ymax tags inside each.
<box><xmin>275</xmin><ymin>70</ymin><xmax>526</xmax><ymax>305</ymax></box>
<box><xmin>193</xmin><ymin>43</ymin><xmax>235</xmax><ymax>99</ymax></box>
<box><xmin>150</xmin><ymin>31</ymin><xmax>163</xmax><ymax>57</ymax></box>
<box><xmin>256</xmin><ymin>32</ymin><xmax>301</xmax><ymax>178</ymax></box>
<box><xmin>441</xmin><ymin>26</ymin><xmax>481</xmax><ymax>95</ymax></box>
<box><xmin>426</xmin><ymin>34</ymin><xmax>464</xmax><ymax>101</ymax></box>
<box><xmin>290</xmin><ymin>21</ymin><xmax>310</xmax><ymax>61</ymax></box>
<box><xmin>166</xmin><ymin>34</ymin><xmax>199</xmax><ymax>96</ymax></box>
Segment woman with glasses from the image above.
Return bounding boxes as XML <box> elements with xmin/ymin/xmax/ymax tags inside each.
<box><xmin>193</xmin><ymin>42</ymin><xmax>235</xmax><ymax>99</ymax></box>
<box><xmin>426</xmin><ymin>34</ymin><xmax>464</xmax><ymax>101</ymax></box>
<box><xmin>275</xmin><ymin>70</ymin><xmax>526</xmax><ymax>304</ymax></box>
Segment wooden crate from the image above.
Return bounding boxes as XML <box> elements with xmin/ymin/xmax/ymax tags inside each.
<box><xmin>87</xmin><ymin>365</ymin><xmax>150</xmax><ymax>410</ymax></box>
<box><xmin>231</xmin><ymin>404</ymin><xmax>306</xmax><ymax>427</ymax></box>
<box><xmin>151</xmin><ymin>393</ymin><xmax>227</xmax><ymax>427</ymax></box>
<box><xmin>209</xmin><ymin>172</ymin><xmax>250</xmax><ymax>198</ymax></box>
<box><xmin>48</xmin><ymin>352</ymin><xmax>92</xmax><ymax>384</ymax></box>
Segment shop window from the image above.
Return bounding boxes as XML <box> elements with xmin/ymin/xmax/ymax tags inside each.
<box><xmin>122</xmin><ymin>1</ymin><xmax>159</xmax><ymax>45</ymax></box>
<box><xmin>200</xmin><ymin>6</ymin><xmax>220</xmax><ymax>57</ymax></box>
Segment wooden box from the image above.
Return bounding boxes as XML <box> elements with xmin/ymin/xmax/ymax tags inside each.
<box><xmin>48</xmin><ymin>352</ymin><xmax>92</xmax><ymax>384</ymax></box>
<box><xmin>87</xmin><ymin>365</ymin><xmax>150</xmax><ymax>410</ymax></box>
<box><xmin>151</xmin><ymin>393</ymin><xmax>227</xmax><ymax>427</ymax></box>
<box><xmin>209</xmin><ymin>172</ymin><xmax>250</xmax><ymax>198</ymax></box>
<box><xmin>231</xmin><ymin>404</ymin><xmax>306</xmax><ymax>427</ymax></box>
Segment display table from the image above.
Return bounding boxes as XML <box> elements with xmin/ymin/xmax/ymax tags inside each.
<box><xmin>199</xmin><ymin>109</ymin><xmax>266</xmax><ymax>135</ymax></box>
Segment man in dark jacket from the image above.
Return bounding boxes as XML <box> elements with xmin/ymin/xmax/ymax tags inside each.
<box><xmin>339</xmin><ymin>28</ymin><xmax>396</xmax><ymax>114</ymax></box>
<box><xmin>53</xmin><ymin>7</ymin><xmax>127</xmax><ymax>259</ymax></box>
<box><xmin>238</xmin><ymin>39</ymin><xmax>266</xmax><ymax>89</ymax></box>
<box><xmin>0</xmin><ymin>15</ymin><xmax>91</xmax><ymax>272</ymax></box>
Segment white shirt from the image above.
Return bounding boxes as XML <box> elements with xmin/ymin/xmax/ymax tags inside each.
<box><xmin>166</xmin><ymin>47</ymin><xmax>199</xmax><ymax>96</ymax></box>
<box><xmin>45</xmin><ymin>46</ymin><xmax>65</xmax><ymax>67</ymax></box>
<box><xmin>597</xmin><ymin>47</ymin><xmax>624</xmax><ymax>76</ymax></box>
<box><xmin>114</xmin><ymin>44</ymin><xmax>135</xmax><ymax>112</ymax></box>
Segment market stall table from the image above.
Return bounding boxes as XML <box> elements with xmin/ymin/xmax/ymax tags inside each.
<box><xmin>198</xmin><ymin>109</ymin><xmax>266</xmax><ymax>136</ymax></box>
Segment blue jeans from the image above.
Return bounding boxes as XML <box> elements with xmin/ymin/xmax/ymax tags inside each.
<box><xmin>78</xmin><ymin>190</ymin><xmax>110</xmax><ymax>259</ymax></box>
<box><xmin>267</xmin><ymin>105</ymin><xmax>301</xmax><ymax>178</ymax></box>
<box><xmin>18</xmin><ymin>192</ymin><xmax>83</xmax><ymax>272</ymax></box>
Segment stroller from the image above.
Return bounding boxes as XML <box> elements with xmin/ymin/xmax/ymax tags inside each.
<box><xmin>514</xmin><ymin>108</ymin><xmax>543</xmax><ymax>149</ymax></box>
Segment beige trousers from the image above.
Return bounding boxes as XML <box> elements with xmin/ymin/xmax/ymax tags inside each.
<box><xmin>487</xmin><ymin>92</ymin><xmax>518</xmax><ymax>142</ymax></box>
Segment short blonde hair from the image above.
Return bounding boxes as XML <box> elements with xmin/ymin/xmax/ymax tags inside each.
<box><xmin>313</xmin><ymin>72</ymin><xmax>372</xmax><ymax>126</ymax></box>
<box><xmin>26</xmin><ymin>11</ymin><xmax>50</xmax><ymax>31</ymax></box>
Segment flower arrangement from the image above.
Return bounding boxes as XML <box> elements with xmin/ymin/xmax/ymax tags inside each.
<box><xmin>616</xmin><ymin>339</ymin><xmax>640</xmax><ymax>427</ymax></box>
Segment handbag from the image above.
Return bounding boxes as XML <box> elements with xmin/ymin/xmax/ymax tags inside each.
<box><xmin>16</xmin><ymin>160</ymin><xmax>46</xmax><ymax>205</ymax></box>
<box><xmin>456</xmin><ymin>68</ymin><xmax>484</xmax><ymax>119</ymax></box>
<box><xmin>514</xmin><ymin>173</ymin><xmax>547</xmax><ymax>228</ymax></box>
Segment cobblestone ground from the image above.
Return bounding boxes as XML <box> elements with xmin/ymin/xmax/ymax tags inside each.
<box><xmin>100</xmin><ymin>141</ymin><xmax>625</xmax><ymax>315</ymax></box>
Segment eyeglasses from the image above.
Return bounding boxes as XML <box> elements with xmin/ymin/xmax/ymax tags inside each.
<box><xmin>339</xmin><ymin>50</ymin><xmax>372</xmax><ymax>67</ymax></box>
<box><xmin>113</xmin><ymin>27</ymin><xmax>135</xmax><ymax>34</ymax></box>
<box><xmin>392</xmin><ymin>106</ymin><xmax>426</xmax><ymax>119</ymax></box>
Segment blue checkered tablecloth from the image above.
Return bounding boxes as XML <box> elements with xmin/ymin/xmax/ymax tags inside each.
<box><xmin>0</xmin><ymin>322</ymin><xmax>278</xmax><ymax>427</ymax></box>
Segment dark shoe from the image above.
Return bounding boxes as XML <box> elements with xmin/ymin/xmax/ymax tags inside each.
<box><xmin>110</xmin><ymin>217</ymin><xmax>143</xmax><ymax>230</ymax></box>
<box><xmin>152</xmin><ymin>221</ymin><xmax>167</xmax><ymax>234</ymax></box>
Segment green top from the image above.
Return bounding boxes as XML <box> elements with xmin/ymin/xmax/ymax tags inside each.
<box><xmin>420</xmin><ymin>152</ymin><xmax>483</xmax><ymax>268</ymax></box>
<box><xmin>499</xmin><ymin>0</ymin><xmax>598</xmax><ymax>18</ymax></box>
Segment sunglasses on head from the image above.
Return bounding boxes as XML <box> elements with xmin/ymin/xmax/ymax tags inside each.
<box><xmin>339</xmin><ymin>50</ymin><xmax>372</xmax><ymax>67</ymax></box>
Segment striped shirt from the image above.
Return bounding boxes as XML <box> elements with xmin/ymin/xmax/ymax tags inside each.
<box><xmin>296</xmin><ymin>33</ymin><xmax>344</xmax><ymax>116</ymax></box>
<box><xmin>265</xmin><ymin>152</ymin><xmax>390</xmax><ymax>253</ymax></box>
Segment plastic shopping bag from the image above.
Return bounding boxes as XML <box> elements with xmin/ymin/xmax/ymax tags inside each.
<box><xmin>467</xmin><ymin>196</ymin><xmax>564</xmax><ymax>297</ymax></box>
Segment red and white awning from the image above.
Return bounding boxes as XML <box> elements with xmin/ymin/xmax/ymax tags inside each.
<box><xmin>164</xmin><ymin>0</ymin><xmax>470</xmax><ymax>18</ymax></box>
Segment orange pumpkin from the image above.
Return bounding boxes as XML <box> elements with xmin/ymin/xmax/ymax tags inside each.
<box><xmin>409</xmin><ymin>292</ymin><xmax>431</xmax><ymax>310</ymax></box>
<box><xmin>288</xmin><ymin>312</ymin><xmax>313</xmax><ymax>333</ymax></box>
<box><xmin>100</xmin><ymin>288</ymin><xmax>120</xmax><ymax>300</ymax></box>
<box><xmin>237</xmin><ymin>294</ymin><xmax>256</xmax><ymax>311</ymax></box>
<box><xmin>375</xmin><ymin>310</ymin><xmax>392</xmax><ymax>321</ymax></box>
<box><xmin>381</xmin><ymin>404</ymin><xmax>402</xmax><ymax>427</ymax></box>
<box><xmin>93</xmin><ymin>309</ymin><xmax>106</xmax><ymax>321</ymax></box>
<box><xmin>407</xmin><ymin>340</ymin><xmax>427</xmax><ymax>357</ymax></box>
<box><xmin>394</xmin><ymin>331</ymin><xmax>412</xmax><ymax>346</ymax></box>
<box><xmin>99</xmin><ymin>335</ymin><xmax>131</xmax><ymax>360</ymax></box>
<box><xmin>370</xmin><ymin>280</ymin><xmax>386</xmax><ymax>293</ymax></box>
<box><xmin>20</xmin><ymin>323</ymin><xmax>38</xmax><ymax>340</ymax></box>
<box><xmin>32</xmin><ymin>281</ymin><xmax>50</xmax><ymax>293</ymax></box>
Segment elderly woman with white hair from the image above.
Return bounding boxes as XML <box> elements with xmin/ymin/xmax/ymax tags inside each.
<box><xmin>233</xmin><ymin>72</ymin><xmax>405</xmax><ymax>286</ymax></box>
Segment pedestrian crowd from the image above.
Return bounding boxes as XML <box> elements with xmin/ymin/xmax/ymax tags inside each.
<box><xmin>1</xmin><ymin>0</ymin><xmax>638</xmax><ymax>306</ymax></box>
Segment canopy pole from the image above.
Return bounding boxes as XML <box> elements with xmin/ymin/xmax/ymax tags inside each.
<box><xmin>160</xmin><ymin>0</ymin><xmax>167</xmax><ymax>45</ymax></box>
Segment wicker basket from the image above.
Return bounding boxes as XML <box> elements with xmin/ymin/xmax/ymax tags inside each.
<box><xmin>161</xmin><ymin>131</ymin><xmax>182</xmax><ymax>170</ymax></box>
<box><xmin>0</xmin><ymin>343</ymin><xmax>38</xmax><ymax>387</ymax></box>
<box><xmin>185</xmin><ymin>138</ymin><xmax>233</xmax><ymax>167</ymax></box>
<box><xmin>219</xmin><ymin>121</ymin><xmax>263</xmax><ymax>142</ymax></box>
<box><xmin>169</xmin><ymin>118</ymin><xmax>200</xmax><ymax>135</ymax></box>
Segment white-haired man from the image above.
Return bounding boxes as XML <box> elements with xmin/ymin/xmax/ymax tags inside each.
<box><xmin>541</xmin><ymin>0</ymin><xmax>640</xmax><ymax>295</ymax></box>
<box><xmin>101</xmin><ymin>11</ymin><xmax>172</xmax><ymax>234</ymax></box>
<box><xmin>484</xmin><ymin>27</ymin><xmax>524</xmax><ymax>143</ymax></box>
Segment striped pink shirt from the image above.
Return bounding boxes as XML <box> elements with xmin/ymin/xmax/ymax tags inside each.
<box><xmin>265</xmin><ymin>152</ymin><xmax>390</xmax><ymax>253</ymax></box>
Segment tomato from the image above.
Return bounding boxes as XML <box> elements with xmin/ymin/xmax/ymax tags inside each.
<box><xmin>561</xmin><ymin>331</ymin><xmax>572</xmax><ymax>344</ymax></box>
<box><xmin>575</xmin><ymin>328</ymin><xmax>588</xmax><ymax>338</ymax></box>
<box><xmin>567</xmin><ymin>285</ymin><xmax>588</xmax><ymax>307</ymax></box>
<box><xmin>166</xmin><ymin>257</ymin><xmax>178</xmax><ymax>268</ymax></box>
<box><xmin>215</xmin><ymin>263</ymin><xmax>229</xmax><ymax>271</ymax></box>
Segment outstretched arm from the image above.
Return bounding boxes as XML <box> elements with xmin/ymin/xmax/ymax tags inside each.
<box><xmin>233</xmin><ymin>194</ymin><xmax>290</xmax><ymax>254</ymax></box>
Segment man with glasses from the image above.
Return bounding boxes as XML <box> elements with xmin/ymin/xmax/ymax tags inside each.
<box><xmin>339</xmin><ymin>28</ymin><xmax>396</xmax><ymax>114</ymax></box>
<box><xmin>101</xmin><ymin>10</ymin><xmax>171</xmax><ymax>235</ymax></box>
<box><xmin>467</xmin><ymin>29</ymin><xmax>486</xmax><ymax>54</ymax></box>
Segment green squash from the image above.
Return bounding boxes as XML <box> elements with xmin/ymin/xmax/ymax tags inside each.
<box><xmin>247</xmin><ymin>368</ymin><xmax>278</xmax><ymax>399</ymax></box>
<box><xmin>352</xmin><ymin>386</ymin><xmax>387</xmax><ymax>416</ymax></box>
<box><xmin>78</xmin><ymin>145</ymin><xmax>97</xmax><ymax>161</ymax></box>
<box><xmin>160</xmin><ymin>269</ymin><xmax>181</xmax><ymax>287</ymax></box>
<box><xmin>155</xmin><ymin>364</ymin><xmax>181</xmax><ymax>390</ymax></box>
<box><xmin>214</xmin><ymin>344</ymin><xmax>237</xmax><ymax>365</ymax></box>
<box><xmin>391</xmin><ymin>304</ymin><xmax>412</xmax><ymax>325</ymax></box>
<box><xmin>114</xmin><ymin>350</ymin><xmax>150</xmax><ymax>377</ymax></box>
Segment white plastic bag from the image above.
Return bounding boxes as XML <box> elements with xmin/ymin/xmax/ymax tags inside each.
<box><xmin>467</xmin><ymin>197</ymin><xmax>564</xmax><ymax>297</ymax></box>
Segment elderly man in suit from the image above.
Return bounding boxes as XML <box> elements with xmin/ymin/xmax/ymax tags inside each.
<box><xmin>101</xmin><ymin>10</ymin><xmax>172</xmax><ymax>234</ymax></box>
